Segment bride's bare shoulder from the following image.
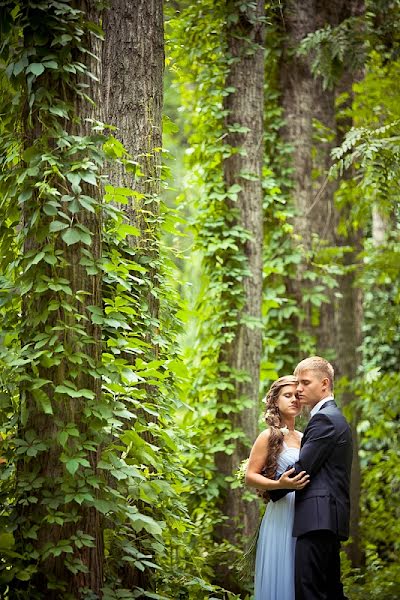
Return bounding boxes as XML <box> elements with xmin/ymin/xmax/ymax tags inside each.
<box><xmin>256</xmin><ymin>428</ymin><xmax>271</xmax><ymax>442</ymax></box>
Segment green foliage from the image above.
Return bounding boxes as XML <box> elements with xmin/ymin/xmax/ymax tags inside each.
<box><xmin>165</xmin><ymin>0</ymin><xmax>245</xmax><ymax>583</ymax></box>
<box><xmin>0</xmin><ymin>2</ymin><xmax>190</xmax><ymax>598</ymax></box>
<box><xmin>329</xmin><ymin>20</ymin><xmax>400</xmax><ymax>596</ymax></box>
<box><xmin>298</xmin><ymin>17</ymin><xmax>366</xmax><ymax>90</ymax></box>
<box><xmin>0</xmin><ymin>1</ymin><xmax>399</xmax><ymax>598</ymax></box>
<box><xmin>163</xmin><ymin>3</ymin><xmax>342</xmax><ymax>596</ymax></box>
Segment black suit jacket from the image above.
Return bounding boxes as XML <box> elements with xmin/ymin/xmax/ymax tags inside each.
<box><xmin>270</xmin><ymin>400</ymin><xmax>352</xmax><ymax>540</ymax></box>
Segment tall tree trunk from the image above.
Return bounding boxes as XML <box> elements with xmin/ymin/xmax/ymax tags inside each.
<box><xmin>16</xmin><ymin>1</ymin><xmax>104</xmax><ymax>597</ymax></box>
<box><xmin>334</xmin><ymin>2</ymin><xmax>365</xmax><ymax>565</ymax></box>
<box><xmin>280</xmin><ymin>0</ymin><xmax>364</xmax><ymax>566</ymax></box>
<box><xmin>279</xmin><ymin>0</ymin><xmax>346</xmax><ymax>354</ymax></box>
<box><xmin>213</xmin><ymin>0</ymin><xmax>265</xmax><ymax>592</ymax></box>
<box><xmin>102</xmin><ymin>0</ymin><xmax>163</xmax><ymax>344</ymax></box>
<box><xmin>102</xmin><ymin>0</ymin><xmax>163</xmax><ymax>247</ymax></box>
<box><xmin>335</xmin><ymin>233</ymin><xmax>363</xmax><ymax>567</ymax></box>
<box><xmin>372</xmin><ymin>204</ymin><xmax>390</xmax><ymax>245</ymax></box>
<box><xmin>102</xmin><ymin>0</ymin><xmax>164</xmax><ymax>589</ymax></box>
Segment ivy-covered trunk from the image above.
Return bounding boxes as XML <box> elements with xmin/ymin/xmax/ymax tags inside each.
<box><xmin>3</xmin><ymin>2</ymin><xmax>104</xmax><ymax>597</ymax></box>
<box><xmin>279</xmin><ymin>0</ymin><xmax>348</xmax><ymax>354</ymax></box>
<box><xmin>280</xmin><ymin>0</ymin><xmax>363</xmax><ymax>566</ymax></box>
<box><xmin>102</xmin><ymin>0</ymin><xmax>164</xmax><ymax>590</ymax></box>
<box><xmin>213</xmin><ymin>0</ymin><xmax>265</xmax><ymax>591</ymax></box>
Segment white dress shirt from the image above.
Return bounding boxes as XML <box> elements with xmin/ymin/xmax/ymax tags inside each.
<box><xmin>310</xmin><ymin>395</ymin><xmax>334</xmax><ymax>418</ymax></box>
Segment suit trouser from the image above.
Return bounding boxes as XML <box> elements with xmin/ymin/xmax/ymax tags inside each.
<box><xmin>295</xmin><ymin>530</ymin><xmax>348</xmax><ymax>600</ymax></box>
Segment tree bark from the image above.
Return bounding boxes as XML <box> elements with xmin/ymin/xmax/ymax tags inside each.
<box><xmin>334</xmin><ymin>2</ymin><xmax>365</xmax><ymax>565</ymax></box>
<box><xmin>335</xmin><ymin>253</ymin><xmax>363</xmax><ymax>567</ymax></box>
<box><xmin>280</xmin><ymin>0</ymin><xmax>364</xmax><ymax>566</ymax></box>
<box><xmin>213</xmin><ymin>1</ymin><xmax>265</xmax><ymax>592</ymax></box>
<box><xmin>102</xmin><ymin>0</ymin><xmax>163</xmax><ymax>343</ymax></box>
<box><xmin>279</xmin><ymin>0</ymin><xmax>348</xmax><ymax>354</ymax></box>
<box><xmin>102</xmin><ymin>0</ymin><xmax>163</xmax><ymax>244</ymax></box>
<box><xmin>102</xmin><ymin>0</ymin><xmax>164</xmax><ymax>589</ymax></box>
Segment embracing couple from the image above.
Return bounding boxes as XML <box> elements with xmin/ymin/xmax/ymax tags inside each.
<box><xmin>246</xmin><ymin>356</ymin><xmax>352</xmax><ymax>600</ymax></box>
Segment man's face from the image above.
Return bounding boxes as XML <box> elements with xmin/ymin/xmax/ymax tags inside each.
<box><xmin>296</xmin><ymin>369</ymin><xmax>328</xmax><ymax>408</ymax></box>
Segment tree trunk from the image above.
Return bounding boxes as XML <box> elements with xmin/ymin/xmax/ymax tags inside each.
<box><xmin>16</xmin><ymin>1</ymin><xmax>104</xmax><ymax>597</ymax></box>
<box><xmin>372</xmin><ymin>204</ymin><xmax>390</xmax><ymax>245</ymax></box>
<box><xmin>102</xmin><ymin>0</ymin><xmax>164</xmax><ymax>589</ymax></box>
<box><xmin>334</xmin><ymin>2</ymin><xmax>365</xmax><ymax>565</ymax></box>
<box><xmin>213</xmin><ymin>0</ymin><xmax>265</xmax><ymax>592</ymax></box>
<box><xmin>102</xmin><ymin>0</ymin><xmax>163</xmax><ymax>344</ymax></box>
<box><xmin>280</xmin><ymin>0</ymin><xmax>364</xmax><ymax>566</ymax></box>
<box><xmin>334</xmin><ymin>228</ymin><xmax>363</xmax><ymax>567</ymax></box>
<box><xmin>279</xmin><ymin>0</ymin><xmax>348</xmax><ymax>354</ymax></box>
<box><xmin>102</xmin><ymin>0</ymin><xmax>163</xmax><ymax>243</ymax></box>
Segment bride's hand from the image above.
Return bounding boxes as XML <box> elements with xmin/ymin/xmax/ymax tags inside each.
<box><xmin>278</xmin><ymin>468</ymin><xmax>310</xmax><ymax>490</ymax></box>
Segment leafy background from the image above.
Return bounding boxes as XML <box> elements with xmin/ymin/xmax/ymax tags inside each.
<box><xmin>0</xmin><ymin>0</ymin><xmax>399</xmax><ymax>599</ymax></box>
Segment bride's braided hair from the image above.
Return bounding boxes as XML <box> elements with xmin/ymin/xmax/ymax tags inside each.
<box><xmin>260</xmin><ymin>375</ymin><xmax>298</xmax><ymax>501</ymax></box>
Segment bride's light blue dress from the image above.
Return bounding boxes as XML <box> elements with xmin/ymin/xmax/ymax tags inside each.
<box><xmin>254</xmin><ymin>442</ymin><xmax>300</xmax><ymax>600</ymax></box>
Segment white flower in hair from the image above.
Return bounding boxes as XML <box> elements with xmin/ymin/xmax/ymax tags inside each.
<box><xmin>265</xmin><ymin>409</ymin><xmax>273</xmax><ymax>419</ymax></box>
<box><xmin>280</xmin><ymin>426</ymin><xmax>289</xmax><ymax>436</ymax></box>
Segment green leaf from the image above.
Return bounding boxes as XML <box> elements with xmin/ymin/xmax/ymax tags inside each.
<box><xmin>65</xmin><ymin>459</ymin><xmax>80</xmax><ymax>476</ymax></box>
<box><xmin>44</xmin><ymin>254</ymin><xmax>57</xmax><ymax>265</ymax></box>
<box><xmin>58</xmin><ymin>431</ymin><xmax>68</xmax><ymax>447</ymax></box>
<box><xmin>55</xmin><ymin>385</ymin><xmax>94</xmax><ymax>399</ymax></box>
<box><xmin>118</xmin><ymin>224</ymin><xmax>141</xmax><ymax>238</ymax></box>
<box><xmin>16</xmin><ymin>568</ymin><xmax>35</xmax><ymax>581</ymax></box>
<box><xmin>227</xmin><ymin>183</ymin><xmax>242</xmax><ymax>194</ymax></box>
<box><xmin>13</xmin><ymin>57</ymin><xmax>29</xmax><ymax>76</ymax></box>
<box><xmin>77</xmin><ymin>195</ymin><xmax>96</xmax><ymax>212</ymax></box>
<box><xmin>103</xmin><ymin>137</ymin><xmax>126</xmax><ymax>158</ymax></box>
<box><xmin>92</xmin><ymin>499</ymin><xmax>114</xmax><ymax>514</ymax></box>
<box><xmin>49</xmin><ymin>106</ymin><xmax>69</xmax><ymax>118</ymax></box>
<box><xmin>75</xmin><ymin>228</ymin><xmax>92</xmax><ymax>245</ymax></box>
<box><xmin>32</xmin><ymin>389</ymin><xmax>53</xmax><ymax>415</ymax></box>
<box><xmin>80</xmin><ymin>171</ymin><xmax>97</xmax><ymax>186</ymax></box>
<box><xmin>50</xmin><ymin>220</ymin><xmax>69</xmax><ymax>232</ymax></box>
<box><xmin>0</xmin><ymin>533</ymin><xmax>14</xmax><ymax>550</ymax></box>
<box><xmin>129</xmin><ymin>513</ymin><xmax>163</xmax><ymax>536</ymax></box>
<box><xmin>61</xmin><ymin>228</ymin><xmax>83</xmax><ymax>246</ymax></box>
<box><xmin>112</xmin><ymin>186</ymin><xmax>136</xmax><ymax>196</ymax></box>
<box><xmin>66</xmin><ymin>172</ymin><xmax>81</xmax><ymax>188</ymax></box>
<box><xmin>27</xmin><ymin>63</ymin><xmax>45</xmax><ymax>76</ymax></box>
<box><xmin>80</xmin><ymin>389</ymin><xmax>95</xmax><ymax>400</ymax></box>
<box><xmin>44</xmin><ymin>202</ymin><xmax>59</xmax><ymax>216</ymax></box>
<box><xmin>55</xmin><ymin>385</ymin><xmax>80</xmax><ymax>397</ymax></box>
<box><xmin>26</xmin><ymin>251</ymin><xmax>45</xmax><ymax>269</ymax></box>
<box><xmin>43</xmin><ymin>60</ymin><xmax>58</xmax><ymax>69</ymax></box>
<box><xmin>18</xmin><ymin>189</ymin><xmax>33</xmax><ymax>202</ymax></box>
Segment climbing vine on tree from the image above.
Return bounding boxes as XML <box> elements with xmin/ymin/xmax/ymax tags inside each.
<box><xmin>0</xmin><ymin>2</ymin><xmax>192</xmax><ymax>599</ymax></box>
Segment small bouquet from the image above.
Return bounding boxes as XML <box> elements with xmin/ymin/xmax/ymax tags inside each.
<box><xmin>235</xmin><ymin>458</ymin><xmax>249</xmax><ymax>486</ymax></box>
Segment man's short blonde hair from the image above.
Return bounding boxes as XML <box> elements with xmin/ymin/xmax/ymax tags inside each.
<box><xmin>294</xmin><ymin>356</ymin><xmax>334</xmax><ymax>391</ymax></box>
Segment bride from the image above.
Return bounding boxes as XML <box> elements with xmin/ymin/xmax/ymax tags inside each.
<box><xmin>246</xmin><ymin>375</ymin><xmax>309</xmax><ymax>600</ymax></box>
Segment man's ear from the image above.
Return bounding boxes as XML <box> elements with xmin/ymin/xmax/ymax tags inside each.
<box><xmin>321</xmin><ymin>377</ymin><xmax>330</xmax><ymax>392</ymax></box>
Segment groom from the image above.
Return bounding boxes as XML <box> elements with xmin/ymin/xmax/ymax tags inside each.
<box><xmin>270</xmin><ymin>356</ymin><xmax>352</xmax><ymax>600</ymax></box>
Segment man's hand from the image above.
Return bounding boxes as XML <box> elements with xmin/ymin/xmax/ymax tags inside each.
<box><xmin>278</xmin><ymin>467</ymin><xmax>309</xmax><ymax>490</ymax></box>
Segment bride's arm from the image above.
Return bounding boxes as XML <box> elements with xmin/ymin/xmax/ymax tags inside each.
<box><xmin>245</xmin><ymin>430</ymin><xmax>309</xmax><ymax>491</ymax></box>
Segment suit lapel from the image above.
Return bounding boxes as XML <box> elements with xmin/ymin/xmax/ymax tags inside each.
<box><xmin>300</xmin><ymin>400</ymin><xmax>338</xmax><ymax>446</ymax></box>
